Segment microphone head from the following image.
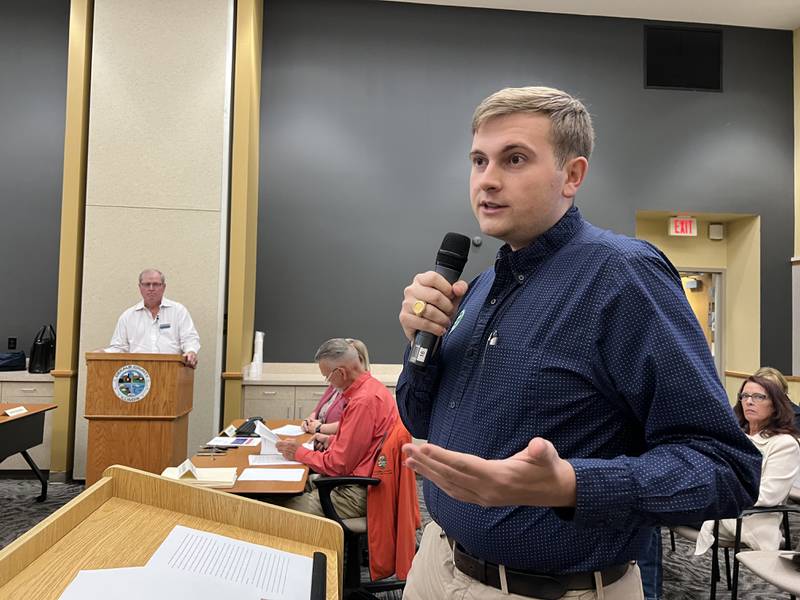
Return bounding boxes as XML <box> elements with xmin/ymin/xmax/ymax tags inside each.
<box><xmin>436</xmin><ymin>232</ymin><xmax>471</xmax><ymax>272</ymax></box>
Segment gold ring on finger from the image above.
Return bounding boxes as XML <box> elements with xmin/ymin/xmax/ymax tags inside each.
<box><xmin>412</xmin><ymin>300</ymin><xmax>427</xmax><ymax>317</ymax></box>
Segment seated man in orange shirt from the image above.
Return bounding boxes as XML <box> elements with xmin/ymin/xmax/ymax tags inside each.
<box><xmin>276</xmin><ymin>338</ymin><xmax>397</xmax><ymax>518</ymax></box>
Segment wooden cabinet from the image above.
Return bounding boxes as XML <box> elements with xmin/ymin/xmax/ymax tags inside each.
<box><xmin>242</xmin><ymin>363</ymin><xmax>402</xmax><ymax>423</ymax></box>
<box><xmin>243</xmin><ymin>385</ymin><xmax>294</xmax><ymax>420</ymax></box>
<box><xmin>293</xmin><ymin>386</ymin><xmax>328</xmax><ymax>420</ymax></box>
<box><xmin>0</xmin><ymin>379</ymin><xmax>54</xmax><ymax>471</ymax></box>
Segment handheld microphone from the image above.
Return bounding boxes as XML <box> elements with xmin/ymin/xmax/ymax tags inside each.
<box><xmin>409</xmin><ymin>232</ymin><xmax>471</xmax><ymax>368</ymax></box>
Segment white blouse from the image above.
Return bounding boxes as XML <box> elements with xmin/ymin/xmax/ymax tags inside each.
<box><xmin>695</xmin><ymin>432</ymin><xmax>800</xmax><ymax>554</ymax></box>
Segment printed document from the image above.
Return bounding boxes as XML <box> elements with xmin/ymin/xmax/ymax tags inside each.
<box><xmin>148</xmin><ymin>525</ymin><xmax>312</xmax><ymax>600</ymax></box>
<box><xmin>238</xmin><ymin>468</ymin><xmax>305</xmax><ymax>482</ymax></box>
<box><xmin>58</xmin><ymin>567</ymin><xmax>262</xmax><ymax>600</ymax></box>
<box><xmin>249</xmin><ymin>454</ymin><xmax>301</xmax><ymax>466</ymax></box>
<box><xmin>206</xmin><ymin>436</ymin><xmax>261</xmax><ymax>448</ymax></box>
<box><xmin>255</xmin><ymin>421</ymin><xmax>280</xmax><ymax>454</ymax></box>
<box><xmin>271</xmin><ymin>424</ymin><xmax>305</xmax><ymax>436</ymax></box>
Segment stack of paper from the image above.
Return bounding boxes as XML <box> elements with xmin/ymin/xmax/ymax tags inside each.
<box><xmin>161</xmin><ymin>459</ymin><xmax>237</xmax><ymax>488</ymax></box>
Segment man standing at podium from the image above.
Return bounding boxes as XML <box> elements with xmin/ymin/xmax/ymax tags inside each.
<box><xmin>106</xmin><ymin>268</ymin><xmax>200</xmax><ymax>368</ymax></box>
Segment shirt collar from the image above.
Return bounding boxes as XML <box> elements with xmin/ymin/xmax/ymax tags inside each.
<box><xmin>747</xmin><ymin>432</ymin><xmax>770</xmax><ymax>446</ymax></box>
<box><xmin>133</xmin><ymin>297</ymin><xmax>174</xmax><ymax>311</ymax></box>
<box><xmin>342</xmin><ymin>371</ymin><xmax>371</xmax><ymax>398</ymax></box>
<box><xmin>494</xmin><ymin>205</ymin><xmax>584</xmax><ymax>278</ymax></box>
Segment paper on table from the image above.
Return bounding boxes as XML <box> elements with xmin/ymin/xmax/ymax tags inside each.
<box><xmin>249</xmin><ymin>454</ymin><xmax>301</xmax><ymax>466</ymax></box>
<box><xmin>255</xmin><ymin>420</ymin><xmax>279</xmax><ymax>441</ymax></box>
<box><xmin>255</xmin><ymin>421</ymin><xmax>280</xmax><ymax>455</ymax></box>
<box><xmin>147</xmin><ymin>526</ymin><xmax>312</xmax><ymax>600</ymax></box>
<box><xmin>58</xmin><ymin>567</ymin><xmax>262</xmax><ymax>600</ymax></box>
<box><xmin>238</xmin><ymin>468</ymin><xmax>305</xmax><ymax>482</ymax></box>
<box><xmin>271</xmin><ymin>424</ymin><xmax>305</xmax><ymax>436</ymax></box>
<box><xmin>206</xmin><ymin>436</ymin><xmax>261</xmax><ymax>447</ymax></box>
<box><xmin>302</xmin><ymin>440</ymin><xmax>314</xmax><ymax>450</ymax></box>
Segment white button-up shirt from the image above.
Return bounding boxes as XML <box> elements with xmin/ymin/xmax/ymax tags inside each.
<box><xmin>106</xmin><ymin>297</ymin><xmax>200</xmax><ymax>354</ymax></box>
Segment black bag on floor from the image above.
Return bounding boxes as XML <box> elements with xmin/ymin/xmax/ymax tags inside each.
<box><xmin>0</xmin><ymin>351</ymin><xmax>26</xmax><ymax>371</ymax></box>
<box><xmin>29</xmin><ymin>325</ymin><xmax>56</xmax><ymax>373</ymax></box>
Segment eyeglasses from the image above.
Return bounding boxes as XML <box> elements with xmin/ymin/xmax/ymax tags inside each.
<box><xmin>738</xmin><ymin>392</ymin><xmax>769</xmax><ymax>403</ymax></box>
<box><xmin>139</xmin><ymin>282</ymin><xmax>164</xmax><ymax>289</ymax></box>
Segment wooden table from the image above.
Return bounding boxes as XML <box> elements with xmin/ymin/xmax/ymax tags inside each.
<box><xmin>0</xmin><ymin>403</ymin><xmax>57</xmax><ymax>501</ymax></box>
<box><xmin>190</xmin><ymin>419</ymin><xmax>312</xmax><ymax>495</ymax></box>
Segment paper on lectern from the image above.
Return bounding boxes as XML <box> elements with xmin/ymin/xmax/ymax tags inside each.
<box><xmin>148</xmin><ymin>526</ymin><xmax>312</xmax><ymax>600</ymax></box>
<box><xmin>58</xmin><ymin>567</ymin><xmax>262</xmax><ymax>600</ymax></box>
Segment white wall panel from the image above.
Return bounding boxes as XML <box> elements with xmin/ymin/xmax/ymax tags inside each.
<box><xmin>74</xmin><ymin>0</ymin><xmax>233</xmax><ymax>478</ymax></box>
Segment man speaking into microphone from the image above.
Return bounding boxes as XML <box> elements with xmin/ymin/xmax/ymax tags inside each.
<box><xmin>396</xmin><ymin>86</ymin><xmax>761</xmax><ymax>599</ymax></box>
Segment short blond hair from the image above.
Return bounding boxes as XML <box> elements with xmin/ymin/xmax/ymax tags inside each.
<box><xmin>754</xmin><ymin>366</ymin><xmax>789</xmax><ymax>395</ymax></box>
<box><xmin>345</xmin><ymin>338</ymin><xmax>370</xmax><ymax>371</ymax></box>
<box><xmin>472</xmin><ymin>86</ymin><xmax>594</xmax><ymax>168</ymax></box>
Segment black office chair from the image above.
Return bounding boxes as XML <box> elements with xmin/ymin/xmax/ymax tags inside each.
<box><xmin>314</xmin><ymin>476</ymin><xmax>407</xmax><ymax>600</ymax></box>
<box><xmin>670</xmin><ymin>504</ymin><xmax>800</xmax><ymax>599</ymax></box>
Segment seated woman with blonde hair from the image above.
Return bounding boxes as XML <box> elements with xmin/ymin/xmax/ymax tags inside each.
<box><xmin>754</xmin><ymin>366</ymin><xmax>789</xmax><ymax>395</ymax></box>
<box><xmin>695</xmin><ymin>375</ymin><xmax>800</xmax><ymax>554</ymax></box>
<box><xmin>301</xmin><ymin>338</ymin><xmax>370</xmax><ymax>443</ymax></box>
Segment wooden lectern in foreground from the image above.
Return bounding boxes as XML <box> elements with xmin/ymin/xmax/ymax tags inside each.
<box><xmin>0</xmin><ymin>466</ymin><xmax>342</xmax><ymax>599</ymax></box>
<box><xmin>84</xmin><ymin>352</ymin><xmax>193</xmax><ymax>485</ymax></box>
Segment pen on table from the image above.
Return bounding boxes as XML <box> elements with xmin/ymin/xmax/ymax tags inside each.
<box><xmin>199</xmin><ymin>445</ymin><xmax>227</xmax><ymax>453</ymax></box>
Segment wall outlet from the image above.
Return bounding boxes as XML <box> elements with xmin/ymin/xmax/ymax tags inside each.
<box><xmin>8</xmin><ymin>337</ymin><xmax>17</xmax><ymax>350</ymax></box>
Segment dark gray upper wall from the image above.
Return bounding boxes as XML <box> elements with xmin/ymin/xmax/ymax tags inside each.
<box><xmin>0</xmin><ymin>1</ymin><xmax>68</xmax><ymax>355</ymax></box>
<box><xmin>256</xmin><ymin>0</ymin><xmax>793</xmax><ymax>368</ymax></box>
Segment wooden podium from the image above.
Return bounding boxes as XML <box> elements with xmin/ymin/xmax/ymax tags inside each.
<box><xmin>0</xmin><ymin>466</ymin><xmax>342</xmax><ymax>599</ymax></box>
<box><xmin>84</xmin><ymin>352</ymin><xmax>194</xmax><ymax>485</ymax></box>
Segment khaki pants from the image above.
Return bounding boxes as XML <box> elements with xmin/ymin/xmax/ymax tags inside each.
<box><xmin>403</xmin><ymin>522</ymin><xmax>644</xmax><ymax>600</ymax></box>
<box><xmin>275</xmin><ymin>474</ymin><xmax>367</xmax><ymax>519</ymax></box>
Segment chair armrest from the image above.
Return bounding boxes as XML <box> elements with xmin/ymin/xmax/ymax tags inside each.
<box><xmin>314</xmin><ymin>476</ymin><xmax>380</xmax><ymax>534</ymax></box>
<box><xmin>733</xmin><ymin>504</ymin><xmax>800</xmax><ymax>553</ymax></box>
<box><xmin>741</xmin><ymin>504</ymin><xmax>800</xmax><ymax>517</ymax></box>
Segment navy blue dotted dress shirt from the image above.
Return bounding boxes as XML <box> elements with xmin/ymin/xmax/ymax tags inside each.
<box><xmin>396</xmin><ymin>206</ymin><xmax>761</xmax><ymax>573</ymax></box>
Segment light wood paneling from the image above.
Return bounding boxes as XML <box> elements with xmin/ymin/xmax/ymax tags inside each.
<box><xmin>84</xmin><ymin>354</ymin><xmax>192</xmax><ymax>485</ymax></box>
<box><xmin>85</xmin><ymin>416</ymin><xmax>188</xmax><ymax>485</ymax></box>
<box><xmin>0</xmin><ymin>466</ymin><xmax>342</xmax><ymax>598</ymax></box>
<box><xmin>51</xmin><ymin>0</ymin><xmax>94</xmax><ymax>475</ymax></box>
<box><xmin>223</xmin><ymin>0</ymin><xmax>263</xmax><ymax>425</ymax></box>
<box><xmin>85</xmin><ymin>354</ymin><xmax>192</xmax><ymax>418</ymax></box>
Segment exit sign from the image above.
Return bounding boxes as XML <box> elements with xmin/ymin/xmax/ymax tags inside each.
<box><xmin>668</xmin><ymin>217</ymin><xmax>697</xmax><ymax>237</ymax></box>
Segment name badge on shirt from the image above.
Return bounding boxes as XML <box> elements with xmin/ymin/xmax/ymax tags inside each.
<box><xmin>159</xmin><ymin>323</ymin><xmax>171</xmax><ymax>329</ymax></box>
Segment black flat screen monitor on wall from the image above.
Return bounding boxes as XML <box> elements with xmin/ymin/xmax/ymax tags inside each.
<box><xmin>645</xmin><ymin>26</ymin><xmax>722</xmax><ymax>92</ymax></box>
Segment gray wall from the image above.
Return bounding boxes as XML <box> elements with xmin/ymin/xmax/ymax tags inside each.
<box><xmin>257</xmin><ymin>0</ymin><xmax>794</xmax><ymax>369</ymax></box>
<box><xmin>0</xmin><ymin>1</ymin><xmax>68</xmax><ymax>356</ymax></box>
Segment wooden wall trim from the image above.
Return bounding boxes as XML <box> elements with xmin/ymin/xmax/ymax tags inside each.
<box><xmin>726</xmin><ymin>369</ymin><xmax>800</xmax><ymax>383</ymax></box>
<box><xmin>51</xmin><ymin>0</ymin><xmax>94</xmax><ymax>474</ymax></box>
<box><xmin>223</xmin><ymin>0</ymin><xmax>263</xmax><ymax>425</ymax></box>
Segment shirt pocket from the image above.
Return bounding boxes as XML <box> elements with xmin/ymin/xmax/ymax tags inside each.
<box><xmin>471</xmin><ymin>341</ymin><xmax>545</xmax><ymax>457</ymax></box>
<box><xmin>533</xmin><ymin>324</ymin><xmax>601</xmax><ymax>428</ymax></box>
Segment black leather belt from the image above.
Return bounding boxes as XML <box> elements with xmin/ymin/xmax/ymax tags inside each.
<box><xmin>447</xmin><ymin>536</ymin><xmax>629</xmax><ymax>600</ymax></box>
